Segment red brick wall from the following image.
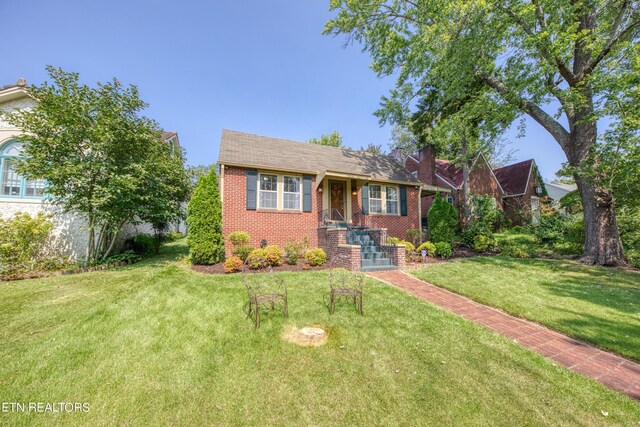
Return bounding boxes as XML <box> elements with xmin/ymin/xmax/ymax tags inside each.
<box><xmin>353</xmin><ymin>186</ymin><xmax>421</xmax><ymax>240</ymax></box>
<box><xmin>503</xmin><ymin>168</ymin><xmax>538</xmax><ymax>225</ymax></box>
<box><xmin>417</xmin><ymin>146</ymin><xmax>436</xmax><ymax>185</ymax></box>
<box><xmin>222</xmin><ymin>166</ymin><xmax>421</xmax><ymax>258</ymax></box>
<box><xmin>222</xmin><ymin>166</ymin><xmax>320</xmax><ymax>257</ymax></box>
<box><xmin>467</xmin><ymin>157</ymin><xmax>504</xmax><ymax>210</ymax></box>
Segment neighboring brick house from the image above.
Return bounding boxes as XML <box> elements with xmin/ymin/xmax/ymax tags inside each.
<box><xmin>0</xmin><ymin>79</ymin><xmax>185</xmax><ymax>260</ymax></box>
<box><xmin>494</xmin><ymin>159</ymin><xmax>546</xmax><ymax>224</ymax></box>
<box><xmin>217</xmin><ymin>130</ymin><xmax>449</xmax><ymax>271</ymax></box>
<box><xmin>404</xmin><ymin>146</ymin><xmax>504</xmax><ymax>223</ymax></box>
<box><xmin>401</xmin><ymin>145</ymin><xmax>544</xmax><ymax>225</ymax></box>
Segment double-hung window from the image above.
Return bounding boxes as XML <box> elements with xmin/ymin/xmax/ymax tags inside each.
<box><xmin>368</xmin><ymin>184</ymin><xmax>400</xmax><ymax>215</ymax></box>
<box><xmin>385</xmin><ymin>186</ymin><xmax>399</xmax><ymax>215</ymax></box>
<box><xmin>258</xmin><ymin>173</ymin><xmax>278</xmax><ymax>209</ymax></box>
<box><xmin>369</xmin><ymin>184</ymin><xmax>383</xmax><ymax>214</ymax></box>
<box><xmin>0</xmin><ymin>141</ymin><xmax>45</xmax><ymax>199</ymax></box>
<box><xmin>283</xmin><ymin>176</ymin><xmax>301</xmax><ymax>210</ymax></box>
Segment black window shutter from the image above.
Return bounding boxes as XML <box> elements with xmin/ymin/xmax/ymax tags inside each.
<box><xmin>361</xmin><ymin>183</ymin><xmax>369</xmax><ymax>215</ymax></box>
<box><xmin>246</xmin><ymin>169</ymin><xmax>257</xmax><ymax>210</ymax></box>
<box><xmin>302</xmin><ymin>175</ymin><xmax>312</xmax><ymax>212</ymax></box>
<box><xmin>400</xmin><ymin>186</ymin><xmax>408</xmax><ymax>216</ymax></box>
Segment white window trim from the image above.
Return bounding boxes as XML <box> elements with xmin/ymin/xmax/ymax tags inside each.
<box><xmin>258</xmin><ymin>172</ymin><xmax>278</xmax><ymax>210</ymax></box>
<box><xmin>257</xmin><ymin>171</ymin><xmax>303</xmax><ymax>212</ymax></box>
<box><xmin>368</xmin><ymin>183</ymin><xmax>400</xmax><ymax>215</ymax></box>
<box><xmin>282</xmin><ymin>175</ymin><xmax>302</xmax><ymax>211</ymax></box>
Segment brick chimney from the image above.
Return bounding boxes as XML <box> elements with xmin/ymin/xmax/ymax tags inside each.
<box><xmin>417</xmin><ymin>145</ymin><xmax>436</xmax><ymax>185</ymax></box>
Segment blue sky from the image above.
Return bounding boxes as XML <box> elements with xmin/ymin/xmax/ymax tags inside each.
<box><xmin>1</xmin><ymin>0</ymin><xmax>568</xmax><ymax>181</ymax></box>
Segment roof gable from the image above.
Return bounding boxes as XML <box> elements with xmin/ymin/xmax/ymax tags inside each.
<box><xmin>218</xmin><ymin>129</ymin><xmax>419</xmax><ymax>184</ymax></box>
<box><xmin>493</xmin><ymin>159</ymin><xmax>534</xmax><ymax>195</ymax></box>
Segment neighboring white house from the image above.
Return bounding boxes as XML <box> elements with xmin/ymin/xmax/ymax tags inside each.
<box><xmin>546</xmin><ymin>182</ymin><xmax>577</xmax><ymax>203</ymax></box>
<box><xmin>0</xmin><ymin>79</ymin><xmax>185</xmax><ymax>260</ymax></box>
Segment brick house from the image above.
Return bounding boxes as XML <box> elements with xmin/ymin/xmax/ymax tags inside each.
<box><xmin>217</xmin><ymin>130</ymin><xmax>449</xmax><ymax>271</ymax></box>
<box><xmin>494</xmin><ymin>159</ymin><xmax>546</xmax><ymax>224</ymax></box>
<box><xmin>401</xmin><ymin>145</ymin><xmax>545</xmax><ymax>225</ymax></box>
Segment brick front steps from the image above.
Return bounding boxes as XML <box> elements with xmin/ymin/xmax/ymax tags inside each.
<box><xmin>366</xmin><ymin>269</ymin><xmax>640</xmax><ymax>401</ymax></box>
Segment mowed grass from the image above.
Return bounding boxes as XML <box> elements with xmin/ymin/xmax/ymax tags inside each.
<box><xmin>1</xmin><ymin>241</ymin><xmax>638</xmax><ymax>426</ymax></box>
<box><xmin>413</xmin><ymin>257</ymin><xmax>640</xmax><ymax>361</ymax></box>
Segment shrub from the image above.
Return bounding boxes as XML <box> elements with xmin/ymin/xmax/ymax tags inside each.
<box><xmin>167</xmin><ymin>231</ymin><xmax>184</xmax><ymax>241</ymax></box>
<box><xmin>386</xmin><ymin>237</ymin><xmax>415</xmax><ymax>253</ymax></box>
<box><xmin>406</xmin><ymin>229</ymin><xmax>421</xmax><ymax>246</ymax></box>
<box><xmin>434</xmin><ymin>242</ymin><xmax>452</xmax><ymax>258</ymax></box>
<box><xmin>0</xmin><ymin>212</ymin><xmax>60</xmax><ymax>278</ymax></box>
<box><xmin>224</xmin><ymin>256</ymin><xmax>244</xmax><ymax>273</ymax></box>
<box><xmin>627</xmin><ymin>250</ymin><xmax>640</xmax><ymax>268</ymax></box>
<box><xmin>129</xmin><ymin>233</ymin><xmax>161</xmax><ymax>257</ymax></box>
<box><xmin>528</xmin><ymin>208</ymin><xmax>569</xmax><ymax>244</ymax></box>
<box><xmin>417</xmin><ymin>241</ymin><xmax>437</xmax><ymax>257</ymax></box>
<box><xmin>187</xmin><ymin>167</ymin><xmax>224</xmax><ymax>264</ymax></box>
<box><xmin>100</xmin><ymin>250</ymin><xmax>141</xmax><ymax>265</ymax></box>
<box><xmin>233</xmin><ymin>245</ymin><xmax>254</xmax><ymax>262</ymax></box>
<box><xmin>305</xmin><ymin>248</ymin><xmax>327</xmax><ymax>266</ymax></box>
<box><xmin>501</xmin><ymin>244</ymin><xmax>531</xmax><ymax>258</ymax></box>
<box><xmin>263</xmin><ymin>245</ymin><xmax>284</xmax><ymax>266</ymax></box>
<box><xmin>246</xmin><ymin>249</ymin><xmax>268</xmax><ymax>270</ymax></box>
<box><xmin>427</xmin><ymin>193</ymin><xmax>458</xmax><ymax>243</ymax></box>
<box><xmin>618</xmin><ymin>207</ymin><xmax>640</xmax><ymax>251</ymax></box>
<box><xmin>473</xmin><ymin>234</ymin><xmax>495</xmax><ymax>253</ymax></box>
<box><xmin>284</xmin><ymin>238</ymin><xmax>309</xmax><ymax>265</ymax></box>
<box><xmin>461</xmin><ymin>195</ymin><xmax>505</xmax><ymax>248</ymax></box>
<box><xmin>565</xmin><ymin>219</ymin><xmax>585</xmax><ymax>246</ymax></box>
<box><xmin>551</xmin><ymin>242</ymin><xmax>582</xmax><ymax>256</ymax></box>
<box><xmin>229</xmin><ymin>231</ymin><xmax>250</xmax><ymax>247</ymax></box>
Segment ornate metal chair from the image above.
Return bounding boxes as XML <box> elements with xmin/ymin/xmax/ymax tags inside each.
<box><xmin>242</xmin><ymin>260</ymin><xmax>288</xmax><ymax>329</ymax></box>
<box><xmin>329</xmin><ymin>255</ymin><xmax>364</xmax><ymax>315</ymax></box>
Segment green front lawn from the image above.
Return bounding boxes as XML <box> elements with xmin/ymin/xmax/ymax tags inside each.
<box><xmin>413</xmin><ymin>257</ymin><xmax>640</xmax><ymax>361</ymax></box>
<box><xmin>1</xmin><ymin>241</ymin><xmax>638</xmax><ymax>426</ymax></box>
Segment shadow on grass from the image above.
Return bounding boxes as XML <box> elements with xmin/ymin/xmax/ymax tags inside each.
<box><xmin>455</xmin><ymin>256</ymin><xmax>640</xmax><ymax>312</ymax></box>
<box><xmin>549</xmin><ymin>306</ymin><xmax>640</xmax><ymax>361</ymax></box>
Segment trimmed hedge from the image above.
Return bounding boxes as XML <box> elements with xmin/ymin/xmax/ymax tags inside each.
<box><xmin>187</xmin><ymin>167</ymin><xmax>224</xmax><ymax>264</ymax></box>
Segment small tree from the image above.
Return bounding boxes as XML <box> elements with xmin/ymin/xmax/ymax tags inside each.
<box><xmin>187</xmin><ymin>167</ymin><xmax>224</xmax><ymax>264</ymax></box>
<box><xmin>1</xmin><ymin>66</ymin><xmax>189</xmax><ymax>263</ymax></box>
<box><xmin>427</xmin><ymin>193</ymin><xmax>458</xmax><ymax>244</ymax></box>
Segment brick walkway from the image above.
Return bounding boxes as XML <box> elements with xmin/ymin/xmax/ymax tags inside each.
<box><xmin>367</xmin><ymin>270</ymin><xmax>640</xmax><ymax>400</ymax></box>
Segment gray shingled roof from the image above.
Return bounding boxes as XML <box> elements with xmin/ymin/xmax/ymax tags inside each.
<box><xmin>218</xmin><ymin>129</ymin><xmax>419</xmax><ymax>184</ymax></box>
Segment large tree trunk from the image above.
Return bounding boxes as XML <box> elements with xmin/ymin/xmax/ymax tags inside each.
<box><xmin>567</xmin><ymin>119</ymin><xmax>625</xmax><ymax>266</ymax></box>
<box><xmin>574</xmin><ymin>175</ymin><xmax>625</xmax><ymax>266</ymax></box>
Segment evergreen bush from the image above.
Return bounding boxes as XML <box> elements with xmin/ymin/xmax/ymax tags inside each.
<box><xmin>187</xmin><ymin>167</ymin><xmax>224</xmax><ymax>264</ymax></box>
<box><xmin>427</xmin><ymin>193</ymin><xmax>458</xmax><ymax>244</ymax></box>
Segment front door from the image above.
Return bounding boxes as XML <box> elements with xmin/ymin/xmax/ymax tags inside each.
<box><xmin>330</xmin><ymin>181</ymin><xmax>346</xmax><ymax>221</ymax></box>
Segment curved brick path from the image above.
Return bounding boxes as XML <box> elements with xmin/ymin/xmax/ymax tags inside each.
<box><xmin>367</xmin><ymin>270</ymin><xmax>640</xmax><ymax>400</ymax></box>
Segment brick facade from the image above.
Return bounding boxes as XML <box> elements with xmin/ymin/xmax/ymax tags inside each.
<box><xmin>350</xmin><ymin>183</ymin><xmax>421</xmax><ymax>240</ymax></box>
<box><xmin>222</xmin><ymin>166</ymin><xmax>321</xmax><ymax>257</ymax></box>
<box><xmin>406</xmin><ymin>150</ymin><xmax>504</xmax><ymax>220</ymax></box>
<box><xmin>222</xmin><ymin>166</ymin><xmax>421</xmax><ymax>260</ymax></box>
<box><xmin>503</xmin><ymin>167</ymin><xmax>540</xmax><ymax>225</ymax></box>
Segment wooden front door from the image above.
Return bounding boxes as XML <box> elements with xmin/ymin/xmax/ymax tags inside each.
<box><xmin>330</xmin><ymin>181</ymin><xmax>346</xmax><ymax>221</ymax></box>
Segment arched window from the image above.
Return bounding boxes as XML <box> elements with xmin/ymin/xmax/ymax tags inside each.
<box><xmin>0</xmin><ymin>141</ymin><xmax>45</xmax><ymax>198</ymax></box>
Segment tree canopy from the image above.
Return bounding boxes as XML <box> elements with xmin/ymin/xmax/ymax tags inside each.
<box><xmin>325</xmin><ymin>0</ymin><xmax>639</xmax><ymax>265</ymax></box>
<box><xmin>1</xmin><ymin>66</ymin><xmax>190</xmax><ymax>262</ymax></box>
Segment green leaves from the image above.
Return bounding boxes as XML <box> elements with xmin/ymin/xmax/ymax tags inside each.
<box><xmin>1</xmin><ymin>66</ymin><xmax>190</xmax><ymax>262</ymax></box>
<box><xmin>187</xmin><ymin>167</ymin><xmax>224</xmax><ymax>264</ymax></box>
<box><xmin>308</xmin><ymin>130</ymin><xmax>344</xmax><ymax>147</ymax></box>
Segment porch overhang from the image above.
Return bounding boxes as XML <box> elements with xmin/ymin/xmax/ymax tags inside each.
<box><xmin>315</xmin><ymin>170</ymin><xmax>371</xmax><ymax>190</ymax></box>
<box><xmin>420</xmin><ymin>183</ymin><xmax>451</xmax><ymax>197</ymax></box>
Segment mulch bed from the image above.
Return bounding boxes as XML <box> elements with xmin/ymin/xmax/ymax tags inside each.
<box><xmin>191</xmin><ymin>262</ymin><xmax>329</xmax><ymax>275</ymax></box>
